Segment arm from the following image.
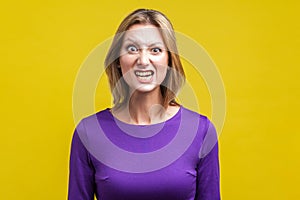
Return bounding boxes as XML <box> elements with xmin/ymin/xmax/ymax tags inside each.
<box><xmin>68</xmin><ymin>120</ymin><xmax>95</xmax><ymax>200</ymax></box>
<box><xmin>195</xmin><ymin>120</ymin><xmax>221</xmax><ymax>200</ymax></box>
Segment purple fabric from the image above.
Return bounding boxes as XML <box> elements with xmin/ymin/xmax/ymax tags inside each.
<box><xmin>68</xmin><ymin>106</ymin><xmax>220</xmax><ymax>200</ymax></box>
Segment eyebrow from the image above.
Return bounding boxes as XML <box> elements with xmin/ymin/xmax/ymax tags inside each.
<box><xmin>123</xmin><ymin>38</ymin><xmax>165</xmax><ymax>47</ymax></box>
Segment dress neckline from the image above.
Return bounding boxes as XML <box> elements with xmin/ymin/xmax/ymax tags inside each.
<box><xmin>105</xmin><ymin>105</ymin><xmax>183</xmax><ymax>128</ymax></box>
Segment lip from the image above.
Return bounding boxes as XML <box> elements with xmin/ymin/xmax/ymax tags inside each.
<box><xmin>134</xmin><ymin>70</ymin><xmax>154</xmax><ymax>83</ymax></box>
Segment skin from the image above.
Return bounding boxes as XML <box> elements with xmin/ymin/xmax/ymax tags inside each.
<box><xmin>112</xmin><ymin>24</ymin><xmax>180</xmax><ymax>125</ymax></box>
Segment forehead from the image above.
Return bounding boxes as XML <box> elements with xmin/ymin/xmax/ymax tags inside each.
<box><xmin>123</xmin><ymin>24</ymin><xmax>165</xmax><ymax>45</ymax></box>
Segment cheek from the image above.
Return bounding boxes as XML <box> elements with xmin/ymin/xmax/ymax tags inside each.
<box><xmin>157</xmin><ymin>66</ymin><xmax>168</xmax><ymax>82</ymax></box>
<box><xmin>119</xmin><ymin>55</ymin><xmax>136</xmax><ymax>86</ymax></box>
<box><xmin>153</xmin><ymin>53</ymin><xmax>169</xmax><ymax>79</ymax></box>
<box><xmin>152</xmin><ymin>53</ymin><xmax>169</xmax><ymax>65</ymax></box>
<box><xmin>119</xmin><ymin>55</ymin><xmax>136</xmax><ymax>73</ymax></box>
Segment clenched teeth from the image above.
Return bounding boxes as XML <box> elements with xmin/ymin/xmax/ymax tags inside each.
<box><xmin>134</xmin><ymin>71</ymin><xmax>154</xmax><ymax>77</ymax></box>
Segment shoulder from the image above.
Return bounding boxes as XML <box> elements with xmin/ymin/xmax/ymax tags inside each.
<box><xmin>180</xmin><ymin>107</ymin><xmax>219</xmax><ymax>159</ymax></box>
<box><xmin>180</xmin><ymin>106</ymin><xmax>217</xmax><ymax>139</ymax></box>
<box><xmin>73</xmin><ymin>108</ymin><xmax>113</xmax><ymax>152</ymax></box>
<box><xmin>74</xmin><ymin>108</ymin><xmax>114</xmax><ymax>137</ymax></box>
<box><xmin>79</xmin><ymin>108</ymin><xmax>112</xmax><ymax>124</ymax></box>
<box><xmin>180</xmin><ymin>106</ymin><xmax>210</xmax><ymax>125</ymax></box>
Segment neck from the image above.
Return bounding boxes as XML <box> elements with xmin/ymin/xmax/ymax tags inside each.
<box><xmin>114</xmin><ymin>87</ymin><xmax>167</xmax><ymax>125</ymax></box>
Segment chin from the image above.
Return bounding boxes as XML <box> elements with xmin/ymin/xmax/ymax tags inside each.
<box><xmin>132</xmin><ymin>84</ymin><xmax>159</xmax><ymax>93</ymax></box>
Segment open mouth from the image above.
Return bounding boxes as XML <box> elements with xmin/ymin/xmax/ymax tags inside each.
<box><xmin>134</xmin><ymin>70</ymin><xmax>154</xmax><ymax>81</ymax></box>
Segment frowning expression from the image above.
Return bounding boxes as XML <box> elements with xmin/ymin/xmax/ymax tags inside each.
<box><xmin>119</xmin><ymin>24</ymin><xmax>169</xmax><ymax>93</ymax></box>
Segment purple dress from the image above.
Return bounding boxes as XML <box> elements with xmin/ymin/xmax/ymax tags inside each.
<box><xmin>68</xmin><ymin>106</ymin><xmax>220</xmax><ymax>200</ymax></box>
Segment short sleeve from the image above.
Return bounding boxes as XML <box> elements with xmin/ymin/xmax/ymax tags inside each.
<box><xmin>195</xmin><ymin>120</ymin><xmax>221</xmax><ymax>200</ymax></box>
<box><xmin>68</xmin><ymin>119</ymin><xmax>95</xmax><ymax>200</ymax></box>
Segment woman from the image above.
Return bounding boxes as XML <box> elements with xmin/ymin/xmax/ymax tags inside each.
<box><xmin>68</xmin><ymin>9</ymin><xmax>220</xmax><ymax>200</ymax></box>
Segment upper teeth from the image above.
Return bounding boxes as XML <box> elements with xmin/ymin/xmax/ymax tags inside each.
<box><xmin>135</xmin><ymin>71</ymin><xmax>153</xmax><ymax>77</ymax></box>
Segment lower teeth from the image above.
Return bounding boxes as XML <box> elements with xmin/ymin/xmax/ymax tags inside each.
<box><xmin>137</xmin><ymin>75</ymin><xmax>151</xmax><ymax>80</ymax></box>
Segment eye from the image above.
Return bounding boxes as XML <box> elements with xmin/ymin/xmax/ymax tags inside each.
<box><xmin>151</xmin><ymin>47</ymin><xmax>162</xmax><ymax>54</ymax></box>
<box><xmin>127</xmin><ymin>45</ymin><xmax>138</xmax><ymax>53</ymax></box>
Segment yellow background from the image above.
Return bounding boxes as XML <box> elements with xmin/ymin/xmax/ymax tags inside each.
<box><xmin>1</xmin><ymin>0</ymin><xmax>299</xmax><ymax>199</ymax></box>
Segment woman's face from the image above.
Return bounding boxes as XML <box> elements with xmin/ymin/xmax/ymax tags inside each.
<box><xmin>119</xmin><ymin>24</ymin><xmax>169</xmax><ymax>93</ymax></box>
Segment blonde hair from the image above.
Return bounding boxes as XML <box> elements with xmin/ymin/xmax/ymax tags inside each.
<box><xmin>105</xmin><ymin>8</ymin><xmax>185</xmax><ymax>109</ymax></box>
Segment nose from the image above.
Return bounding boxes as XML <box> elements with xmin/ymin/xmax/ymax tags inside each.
<box><xmin>137</xmin><ymin>51</ymin><xmax>150</xmax><ymax>66</ymax></box>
